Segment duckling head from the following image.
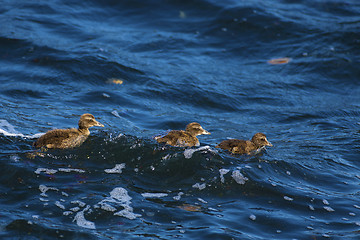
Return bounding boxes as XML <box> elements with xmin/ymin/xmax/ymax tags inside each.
<box><xmin>78</xmin><ymin>113</ymin><xmax>104</xmax><ymax>130</ymax></box>
<box><xmin>252</xmin><ymin>132</ymin><xmax>272</xmax><ymax>148</ymax></box>
<box><xmin>185</xmin><ymin>122</ymin><xmax>211</xmax><ymax>136</ymax></box>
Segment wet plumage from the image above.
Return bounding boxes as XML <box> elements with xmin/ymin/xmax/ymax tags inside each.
<box><xmin>33</xmin><ymin>113</ymin><xmax>104</xmax><ymax>149</ymax></box>
<box><xmin>155</xmin><ymin>122</ymin><xmax>210</xmax><ymax>147</ymax></box>
<box><xmin>216</xmin><ymin>133</ymin><xmax>272</xmax><ymax>154</ymax></box>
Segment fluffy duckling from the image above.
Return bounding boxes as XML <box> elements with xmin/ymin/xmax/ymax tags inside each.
<box><xmin>34</xmin><ymin>113</ymin><xmax>104</xmax><ymax>149</ymax></box>
<box><xmin>155</xmin><ymin>122</ymin><xmax>210</xmax><ymax>147</ymax></box>
<box><xmin>216</xmin><ymin>132</ymin><xmax>272</xmax><ymax>154</ymax></box>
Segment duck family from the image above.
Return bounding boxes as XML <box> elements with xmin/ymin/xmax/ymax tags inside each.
<box><xmin>33</xmin><ymin>114</ymin><xmax>272</xmax><ymax>155</ymax></box>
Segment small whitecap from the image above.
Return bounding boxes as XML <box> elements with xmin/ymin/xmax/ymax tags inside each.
<box><xmin>192</xmin><ymin>183</ymin><xmax>206</xmax><ymax>190</ymax></box>
<box><xmin>308</xmin><ymin>205</ymin><xmax>315</xmax><ymax>211</ymax></box>
<box><xmin>73</xmin><ymin>207</ymin><xmax>96</xmax><ymax>230</ymax></box>
<box><xmin>114</xmin><ymin>208</ymin><xmax>141</xmax><ymax>220</ymax></box>
<box><xmin>10</xmin><ymin>155</ymin><xmax>20</xmax><ymax>162</ymax></box>
<box><xmin>184</xmin><ymin>146</ymin><xmax>210</xmax><ymax>159</ymax></box>
<box><xmin>35</xmin><ymin>168</ymin><xmax>58</xmax><ymax>175</ymax></box>
<box><xmin>100</xmin><ymin>203</ymin><xmax>117</xmax><ymax>212</ymax></box>
<box><xmin>55</xmin><ymin>201</ymin><xmax>65</xmax><ymax>210</ymax></box>
<box><xmin>231</xmin><ymin>170</ymin><xmax>248</xmax><ymax>185</ymax></box>
<box><xmin>39</xmin><ymin>184</ymin><xmax>58</xmax><ymax>197</ymax></box>
<box><xmin>324</xmin><ymin>206</ymin><xmax>335</xmax><ymax>212</ymax></box>
<box><xmin>197</xmin><ymin>198</ymin><xmax>207</xmax><ymax>204</ymax></box>
<box><xmin>63</xmin><ymin>211</ymin><xmax>73</xmax><ymax>216</ymax></box>
<box><xmin>249</xmin><ymin>214</ymin><xmax>256</xmax><ymax>221</ymax></box>
<box><xmin>322</xmin><ymin>199</ymin><xmax>329</xmax><ymax>205</ymax></box>
<box><xmin>219</xmin><ymin>169</ymin><xmax>230</xmax><ymax>183</ymax></box>
<box><xmin>102</xmin><ymin>93</ymin><xmax>110</xmax><ymax>98</ymax></box>
<box><xmin>111</xmin><ymin>110</ymin><xmax>121</xmax><ymax>118</ymax></box>
<box><xmin>58</xmin><ymin>168</ymin><xmax>85</xmax><ymax>173</ymax></box>
<box><xmin>307</xmin><ymin>226</ymin><xmax>314</xmax><ymax>230</ymax></box>
<box><xmin>354</xmin><ymin>205</ymin><xmax>360</xmax><ymax>209</ymax></box>
<box><xmin>104</xmin><ymin>163</ymin><xmax>126</xmax><ymax>174</ymax></box>
<box><xmin>141</xmin><ymin>193</ymin><xmax>168</xmax><ymax>198</ymax></box>
<box><xmin>284</xmin><ymin>196</ymin><xmax>293</xmax><ymax>201</ymax></box>
<box><xmin>71</xmin><ymin>200</ymin><xmax>86</xmax><ymax>208</ymax></box>
<box><xmin>173</xmin><ymin>192</ymin><xmax>184</xmax><ymax>201</ymax></box>
<box><xmin>349</xmin><ymin>212</ymin><xmax>356</xmax><ymax>216</ymax></box>
<box><xmin>70</xmin><ymin>207</ymin><xmax>80</xmax><ymax>212</ymax></box>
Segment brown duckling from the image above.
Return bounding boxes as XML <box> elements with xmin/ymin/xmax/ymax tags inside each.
<box><xmin>155</xmin><ymin>122</ymin><xmax>210</xmax><ymax>147</ymax></box>
<box><xmin>216</xmin><ymin>132</ymin><xmax>272</xmax><ymax>154</ymax></box>
<box><xmin>34</xmin><ymin>113</ymin><xmax>104</xmax><ymax>149</ymax></box>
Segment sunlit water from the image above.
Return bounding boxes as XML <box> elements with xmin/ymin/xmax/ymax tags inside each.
<box><xmin>1</xmin><ymin>0</ymin><xmax>360</xmax><ymax>239</ymax></box>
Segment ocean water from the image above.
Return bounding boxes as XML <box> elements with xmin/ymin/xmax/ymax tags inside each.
<box><xmin>1</xmin><ymin>0</ymin><xmax>360</xmax><ymax>239</ymax></box>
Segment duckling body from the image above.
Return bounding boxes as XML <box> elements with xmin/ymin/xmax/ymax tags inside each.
<box><xmin>155</xmin><ymin>122</ymin><xmax>210</xmax><ymax>147</ymax></box>
<box><xmin>216</xmin><ymin>133</ymin><xmax>272</xmax><ymax>154</ymax></box>
<box><xmin>34</xmin><ymin>113</ymin><xmax>104</xmax><ymax>149</ymax></box>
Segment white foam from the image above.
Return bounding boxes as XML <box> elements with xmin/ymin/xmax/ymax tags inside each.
<box><xmin>35</xmin><ymin>168</ymin><xmax>58</xmax><ymax>175</ymax></box>
<box><xmin>58</xmin><ymin>168</ymin><xmax>85</xmax><ymax>173</ymax></box>
<box><xmin>192</xmin><ymin>183</ymin><xmax>206</xmax><ymax>190</ymax></box>
<box><xmin>96</xmin><ymin>187</ymin><xmax>141</xmax><ymax>220</ymax></box>
<box><xmin>104</xmin><ymin>163</ymin><xmax>126</xmax><ymax>174</ymax></box>
<box><xmin>249</xmin><ymin>214</ymin><xmax>256</xmax><ymax>221</ymax></box>
<box><xmin>73</xmin><ymin>205</ymin><xmax>96</xmax><ymax>230</ymax></box>
<box><xmin>63</xmin><ymin>211</ymin><xmax>73</xmax><ymax>216</ymax></box>
<box><xmin>111</xmin><ymin>110</ymin><xmax>121</xmax><ymax>118</ymax></box>
<box><xmin>55</xmin><ymin>201</ymin><xmax>66</xmax><ymax>210</ymax></box>
<box><xmin>0</xmin><ymin>120</ymin><xmax>44</xmax><ymax>138</ymax></box>
<box><xmin>70</xmin><ymin>207</ymin><xmax>80</xmax><ymax>212</ymax></box>
<box><xmin>71</xmin><ymin>200</ymin><xmax>86</xmax><ymax>208</ymax></box>
<box><xmin>173</xmin><ymin>192</ymin><xmax>184</xmax><ymax>201</ymax></box>
<box><xmin>198</xmin><ymin>198</ymin><xmax>207</xmax><ymax>204</ymax></box>
<box><xmin>141</xmin><ymin>193</ymin><xmax>168</xmax><ymax>198</ymax></box>
<box><xmin>39</xmin><ymin>184</ymin><xmax>59</xmax><ymax>197</ymax></box>
<box><xmin>231</xmin><ymin>170</ymin><xmax>248</xmax><ymax>185</ymax></box>
<box><xmin>324</xmin><ymin>206</ymin><xmax>335</xmax><ymax>212</ymax></box>
<box><xmin>184</xmin><ymin>146</ymin><xmax>211</xmax><ymax>159</ymax></box>
<box><xmin>284</xmin><ymin>196</ymin><xmax>293</xmax><ymax>201</ymax></box>
<box><xmin>219</xmin><ymin>169</ymin><xmax>230</xmax><ymax>183</ymax></box>
<box><xmin>99</xmin><ymin>203</ymin><xmax>117</xmax><ymax>212</ymax></box>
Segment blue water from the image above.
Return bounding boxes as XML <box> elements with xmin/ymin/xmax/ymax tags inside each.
<box><xmin>1</xmin><ymin>0</ymin><xmax>360</xmax><ymax>239</ymax></box>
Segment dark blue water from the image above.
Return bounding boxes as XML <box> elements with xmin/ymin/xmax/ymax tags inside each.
<box><xmin>1</xmin><ymin>0</ymin><xmax>360</xmax><ymax>239</ymax></box>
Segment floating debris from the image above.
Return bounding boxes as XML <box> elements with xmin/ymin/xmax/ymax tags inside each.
<box><xmin>267</xmin><ymin>57</ymin><xmax>291</xmax><ymax>65</ymax></box>
<box><xmin>107</xmin><ymin>78</ymin><xmax>124</xmax><ymax>85</ymax></box>
<box><xmin>178</xmin><ymin>204</ymin><xmax>201</xmax><ymax>212</ymax></box>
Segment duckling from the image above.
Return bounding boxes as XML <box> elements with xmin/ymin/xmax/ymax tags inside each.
<box><xmin>155</xmin><ymin>122</ymin><xmax>210</xmax><ymax>147</ymax></box>
<box><xmin>216</xmin><ymin>132</ymin><xmax>272</xmax><ymax>154</ymax></box>
<box><xmin>33</xmin><ymin>113</ymin><xmax>104</xmax><ymax>149</ymax></box>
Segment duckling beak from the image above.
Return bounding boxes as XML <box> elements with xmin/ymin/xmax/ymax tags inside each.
<box><xmin>201</xmin><ymin>129</ymin><xmax>211</xmax><ymax>135</ymax></box>
<box><xmin>95</xmin><ymin>121</ymin><xmax>104</xmax><ymax>127</ymax></box>
<box><xmin>266</xmin><ymin>140</ymin><xmax>273</xmax><ymax>147</ymax></box>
